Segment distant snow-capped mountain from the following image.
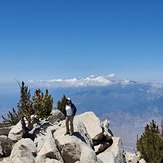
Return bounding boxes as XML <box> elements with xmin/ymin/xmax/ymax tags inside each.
<box><xmin>49</xmin><ymin>81</ymin><xmax>163</xmax><ymax>115</ymax></box>
<box><xmin>47</xmin><ymin>81</ymin><xmax>163</xmax><ymax>151</ymax></box>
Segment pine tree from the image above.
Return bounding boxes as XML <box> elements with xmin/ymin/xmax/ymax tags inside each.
<box><xmin>32</xmin><ymin>89</ymin><xmax>53</xmax><ymax>120</ymax></box>
<box><xmin>2</xmin><ymin>81</ymin><xmax>54</xmax><ymax>138</ymax></box>
<box><xmin>17</xmin><ymin>81</ymin><xmax>34</xmax><ymax>115</ymax></box>
<box><xmin>57</xmin><ymin>95</ymin><xmax>67</xmax><ymax>116</ymax></box>
<box><xmin>44</xmin><ymin>89</ymin><xmax>53</xmax><ymax>117</ymax></box>
<box><xmin>2</xmin><ymin>108</ymin><xmax>20</xmax><ymax>125</ymax></box>
<box><xmin>17</xmin><ymin>81</ymin><xmax>34</xmax><ymax>138</ymax></box>
<box><xmin>137</xmin><ymin>120</ymin><xmax>163</xmax><ymax>163</ymax></box>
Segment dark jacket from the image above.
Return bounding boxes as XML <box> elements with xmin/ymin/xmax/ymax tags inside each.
<box><xmin>71</xmin><ymin>103</ymin><xmax>77</xmax><ymax>116</ymax></box>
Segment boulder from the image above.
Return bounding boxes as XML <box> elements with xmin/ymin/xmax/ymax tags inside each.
<box><xmin>9</xmin><ymin>138</ymin><xmax>36</xmax><ymax>163</ymax></box>
<box><xmin>79</xmin><ymin>145</ymin><xmax>103</xmax><ymax>163</ymax></box>
<box><xmin>92</xmin><ymin>119</ymin><xmax>113</xmax><ymax>155</ymax></box>
<box><xmin>101</xmin><ymin>119</ymin><xmax>113</xmax><ymax>137</ymax></box>
<box><xmin>125</xmin><ymin>151</ymin><xmax>140</xmax><ymax>163</ymax></box>
<box><xmin>97</xmin><ymin>137</ymin><xmax>125</xmax><ymax>163</ymax></box>
<box><xmin>0</xmin><ymin>135</ymin><xmax>13</xmax><ymax>157</ymax></box>
<box><xmin>74</xmin><ymin>112</ymin><xmax>103</xmax><ymax>139</ymax></box>
<box><xmin>0</xmin><ymin>111</ymin><xmax>130</xmax><ymax>163</ymax></box>
<box><xmin>8</xmin><ymin>121</ymin><xmax>23</xmax><ymax>142</ymax></box>
<box><xmin>1</xmin><ymin>157</ymin><xmax>10</xmax><ymax>163</ymax></box>
<box><xmin>53</xmin><ymin>120</ymin><xmax>96</xmax><ymax>163</ymax></box>
<box><xmin>0</xmin><ymin>144</ymin><xmax>2</xmax><ymax>157</ymax></box>
<box><xmin>34</xmin><ymin>121</ymin><xmax>64</xmax><ymax>162</ymax></box>
<box><xmin>48</xmin><ymin>109</ymin><xmax>65</xmax><ymax>124</ymax></box>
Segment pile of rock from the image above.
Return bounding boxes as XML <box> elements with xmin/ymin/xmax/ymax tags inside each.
<box><xmin>0</xmin><ymin>110</ymin><xmax>130</xmax><ymax>163</ymax></box>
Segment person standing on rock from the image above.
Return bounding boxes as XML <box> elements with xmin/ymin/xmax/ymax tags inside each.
<box><xmin>64</xmin><ymin>98</ymin><xmax>77</xmax><ymax>136</ymax></box>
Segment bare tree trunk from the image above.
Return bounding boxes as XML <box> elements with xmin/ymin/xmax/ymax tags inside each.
<box><xmin>20</xmin><ymin>110</ymin><xmax>33</xmax><ymax>138</ymax></box>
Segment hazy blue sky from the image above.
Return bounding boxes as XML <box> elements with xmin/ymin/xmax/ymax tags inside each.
<box><xmin>0</xmin><ymin>0</ymin><xmax>163</xmax><ymax>86</ymax></box>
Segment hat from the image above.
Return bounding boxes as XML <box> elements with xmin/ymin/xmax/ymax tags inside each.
<box><xmin>67</xmin><ymin>98</ymin><xmax>71</xmax><ymax>101</ymax></box>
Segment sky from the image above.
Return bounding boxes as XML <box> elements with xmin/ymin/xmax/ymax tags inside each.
<box><xmin>0</xmin><ymin>0</ymin><xmax>163</xmax><ymax>89</ymax></box>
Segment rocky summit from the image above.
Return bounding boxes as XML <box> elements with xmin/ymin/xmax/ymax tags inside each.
<box><xmin>0</xmin><ymin>110</ymin><xmax>144</xmax><ymax>163</ymax></box>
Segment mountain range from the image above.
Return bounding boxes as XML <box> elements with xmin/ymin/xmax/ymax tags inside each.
<box><xmin>0</xmin><ymin>79</ymin><xmax>163</xmax><ymax>151</ymax></box>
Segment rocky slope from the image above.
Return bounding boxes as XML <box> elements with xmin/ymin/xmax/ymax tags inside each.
<box><xmin>0</xmin><ymin>110</ymin><xmax>144</xmax><ymax>163</ymax></box>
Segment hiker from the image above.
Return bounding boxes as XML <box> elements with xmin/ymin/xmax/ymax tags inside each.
<box><xmin>64</xmin><ymin>98</ymin><xmax>77</xmax><ymax>136</ymax></box>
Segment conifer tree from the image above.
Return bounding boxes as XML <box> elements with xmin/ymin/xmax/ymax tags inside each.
<box><xmin>32</xmin><ymin>89</ymin><xmax>53</xmax><ymax>120</ymax></box>
<box><xmin>57</xmin><ymin>95</ymin><xmax>67</xmax><ymax>116</ymax></box>
<box><xmin>2</xmin><ymin>108</ymin><xmax>20</xmax><ymax>125</ymax></box>
<box><xmin>137</xmin><ymin>120</ymin><xmax>163</xmax><ymax>163</ymax></box>
<box><xmin>44</xmin><ymin>89</ymin><xmax>53</xmax><ymax>116</ymax></box>
<box><xmin>17</xmin><ymin>81</ymin><xmax>34</xmax><ymax>138</ymax></box>
<box><xmin>2</xmin><ymin>81</ymin><xmax>54</xmax><ymax>138</ymax></box>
